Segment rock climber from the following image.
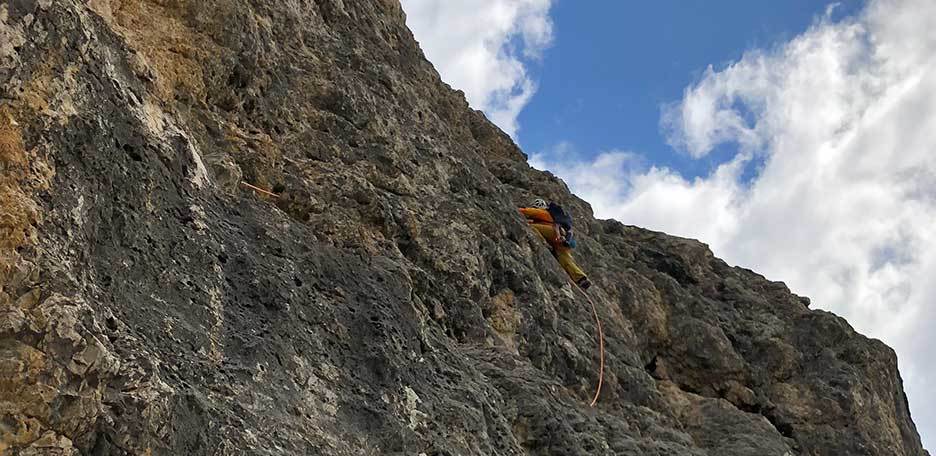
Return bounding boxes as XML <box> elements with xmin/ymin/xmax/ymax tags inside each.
<box><xmin>519</xmin><ymin>198</ymin><xmax>592</xmax><ymax>291</ymax></box>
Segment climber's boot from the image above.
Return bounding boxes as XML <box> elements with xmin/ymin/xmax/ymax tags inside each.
<box><xmin>576</xmin><ymin>276</ymin><xmax>592</xmax><ymax>291</ymax></box>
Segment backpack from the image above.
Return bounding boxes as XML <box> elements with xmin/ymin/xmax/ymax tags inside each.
<box><xmin>547</xmin><ymin>202</ymin><xmax>577</xmax><ymax>248</ymax></box>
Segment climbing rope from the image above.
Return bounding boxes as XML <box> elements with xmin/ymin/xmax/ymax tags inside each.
<box><xmin>571</xmin><ymin>280</ymin><xmax>604</xmax><ymax>407</ymax></box>
<box><xmin>240</xmin><ymin>181</ymin><xmax>280</xmax><ymax>198</ymax></box>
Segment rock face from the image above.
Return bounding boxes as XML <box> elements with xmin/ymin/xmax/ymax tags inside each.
<box><xmin>0</xmin><ymin>1</ymin><xmax>928</xmax><ymax>455</ymax></box>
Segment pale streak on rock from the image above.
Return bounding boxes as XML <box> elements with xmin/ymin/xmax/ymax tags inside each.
<box><xmin>137</xmin><ymin>99</ymin><xmax>211</xmax><ymax>189</ymax></box>
<box><xmin>206</xmin><ymin>285</ymin><xmax>224</xmax><ymax>365</ymax></box>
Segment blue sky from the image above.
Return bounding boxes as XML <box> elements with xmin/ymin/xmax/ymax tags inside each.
<box><xmin>518</xmin><ymin>0</ymin><xmax>863</xmax><ymax>179</ymax></box>
<box><xmin>403</xmin><ymin>0</ymin><xmax>936</xmax><ymax>449</ymax></box>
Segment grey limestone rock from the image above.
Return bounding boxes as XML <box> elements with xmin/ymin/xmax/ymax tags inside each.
<box><xmin>0</xmin><ymin>1</ymin><xmax>927</xmax><ymax>455</ymax></box>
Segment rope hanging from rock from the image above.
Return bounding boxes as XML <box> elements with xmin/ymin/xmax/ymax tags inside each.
<box><xmin>240</xmin><ymin>181</ymin><xmax>280</xmax><ymax>198</ymax></box>
<box><xmin>573</xmin><ymin>280</ymin><xmax>604</xmax><ymax>407</ymax></box>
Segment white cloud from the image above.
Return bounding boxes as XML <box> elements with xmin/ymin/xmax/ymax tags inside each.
<box><xmin>533</xmin><ymin>0</ymin><xmax>936</xmax><ymax>448</ymax></box>
<box><xmin>400</xmin><ymin>0</ymin><xmax>553</xmax><ymax>137</ymax></box>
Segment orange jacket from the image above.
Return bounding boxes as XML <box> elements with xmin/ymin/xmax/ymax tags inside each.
<box><xmin>518</xmin><ymin>207</ymin><xmax>554</xmax><ymax>224</ymax></box>
<box><xmin>519</xmin><ymin>207</ymin><xmax>564</xmax><ymax>245</ymax></box>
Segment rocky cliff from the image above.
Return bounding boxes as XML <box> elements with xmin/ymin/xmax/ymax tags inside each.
<box><xmin>0</xmin><ymin>1</ymin><xmax>928</xmax><ymax>455</ymax></box>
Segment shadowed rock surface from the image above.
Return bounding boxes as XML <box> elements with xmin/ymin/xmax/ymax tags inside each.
<box><xmin>0</xmin><ymin>1</ymin><xmax>928</xmax><ymax>455</ymax></box>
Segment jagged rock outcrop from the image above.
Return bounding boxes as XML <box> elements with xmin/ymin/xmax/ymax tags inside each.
<box><xmin>0</xmin><ymin>1</ymin><xmax>928</xmax><ymax>455</ymax></box>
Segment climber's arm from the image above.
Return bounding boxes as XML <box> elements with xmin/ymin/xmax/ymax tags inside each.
<box><xmin>519</xmin><ymin>207</ymin><xmax>554</xmax><ymax>223</ymax></box>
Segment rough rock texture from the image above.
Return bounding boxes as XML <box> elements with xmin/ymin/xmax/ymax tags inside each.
<box><xmin>0</xmin><ymin>1</ymin><xmax>928</xmax><ymax>455</ymax></box>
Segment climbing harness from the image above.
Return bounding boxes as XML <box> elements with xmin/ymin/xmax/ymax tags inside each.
<box><xmin>572</xmin><ymin>279</ymin><xmax>604</xmax><ymax>407</ymax></box>
<box><xmin>240</xmin><ymin>181</ymin><xmax>280</xmax><ymax>198</ymax></box>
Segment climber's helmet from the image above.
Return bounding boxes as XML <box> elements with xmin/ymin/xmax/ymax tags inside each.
<box><xmin>532</xmin><ymin>198</ymin><xmax>548</xmax><ymax>209</ymax></box>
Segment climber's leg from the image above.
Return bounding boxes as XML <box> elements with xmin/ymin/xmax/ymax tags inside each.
<box><xmin>529</xmin><ymin>223</ymin><xmax>591</xmax><ymax>289</ymax></box>
<box><xmin>529</xmin><ymin>223</ymin><xmax>560</xmax><ymax>244</ymax></box>
<box><xmin>555</xmin><ymin>245</ymin><xmax>587</xmax><ymax>283</ymax></box>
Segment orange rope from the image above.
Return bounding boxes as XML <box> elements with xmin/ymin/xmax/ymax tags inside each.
<box><xmin>572</xmin><ymin>281</ymin><xmax>605</xmax><ymax>407</ymax></box>
<box><xmin>240</xmin><ymin>181</ymin><xmax>280</xmax><ymax>198</ymax></box>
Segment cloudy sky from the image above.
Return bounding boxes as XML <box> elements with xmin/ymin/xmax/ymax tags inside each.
<box><xmin>400</xmin><ymin>0</ymin><xmax>934</xmax><ymax>448</ymax></box>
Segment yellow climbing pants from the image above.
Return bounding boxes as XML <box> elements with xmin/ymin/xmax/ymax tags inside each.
<box><xmin>529</xmin><ymin>223</ymin><xmax>587</xmax><ymax>283</ymax></box>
